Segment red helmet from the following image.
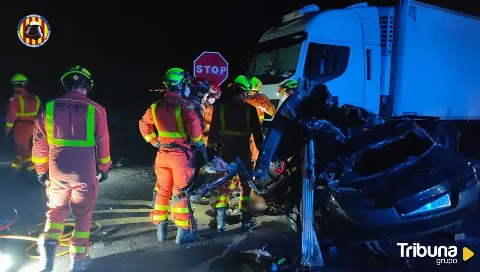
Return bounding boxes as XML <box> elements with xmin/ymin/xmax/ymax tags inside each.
<box><xmin>194</xmin><ymin>79</ymin><xmax>221</xmax><ymax>99</ymax></box>
<box><xmin>209</xmin><ymin>83</ymin><xmax>221</xmax><ymax>99</ymax></box>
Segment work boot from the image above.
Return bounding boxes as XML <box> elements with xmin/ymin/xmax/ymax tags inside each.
<box><xmin>175</xmin><ymin>227</ymin><xmax>196</xmax><ymax>245</ymax></box>
<box><xmin>157</xmin><ymin>221</ymin><xmax>168</xmax><ymax>242</ymax></box>
<box><xmin>241</xmin><ymin>212</ymin><xmax>256</xmax><ymax>232</ymax></box>
<box><xmin>208</xmin><ymin>217</ymin><xmax>217</xmax><ymax>229</ymax></box>
<box><xmin>11</xmin><ymin>156</ymin><xmax>23</xmax><ymax>174</ymax></box>
<box><xmin>26</xmin><ymin>162</ymin><xmax>36</xmax><ymax>173</ymax></box>
<box><xmin>216</xmin><ymin>207</ymin><xmax>227</xmax><ymax>232</ymax></box>
<box><xmin>70</xmin><ymin>255</ymin><xmax>92</xmax><ymax>271</ymax></box>
<box><xmin>38</xmin><ymin>237</ymin><xmax>58</xmax><ymax>272</ymax></box>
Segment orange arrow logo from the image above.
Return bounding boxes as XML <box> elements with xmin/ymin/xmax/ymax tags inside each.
<box><xmin>463</xmin><ymin>247</ymin><xmax>474</xmax><ymax>261</ymax></box>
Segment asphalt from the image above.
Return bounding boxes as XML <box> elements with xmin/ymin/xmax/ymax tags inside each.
<box><xmin>1</xmin><ymin>161</ymin><xmax>480</xmax><ymax>272</ymax></box>
<box><xmin>0</xmin><ymin>166</ymin><xmax>301</xmax><ymax>272</ymax></box>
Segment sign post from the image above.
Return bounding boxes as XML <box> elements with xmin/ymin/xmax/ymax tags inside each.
<box><xmin>193</xmin><ymin>51</ymin><xmax>229</xmax><ymax>85</ymax></box>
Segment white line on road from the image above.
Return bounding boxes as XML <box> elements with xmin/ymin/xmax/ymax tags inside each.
<box><xmin>95</xmin><ymin>199</ymin><xmax>151</xmax><ymax>206</ymax></box>
<box><xmin>93</xmin><ymin>208</ymin><xmax>152</xmax><ymax>214</ymax></box>
<box><xmin>97</xmin><ymin>217</ymin><xmax>151</xmax><ymax>226</ymax></box>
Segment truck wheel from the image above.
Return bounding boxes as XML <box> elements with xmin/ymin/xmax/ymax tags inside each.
<box><xmin>432</xmin><ymin>122</ymin><xmax>459</xmax><ymax>151</ymax></box>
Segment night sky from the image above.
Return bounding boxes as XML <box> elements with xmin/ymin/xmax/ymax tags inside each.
<box><xmin>0</xmin><ymin>1</ymin><xmax>349</xmax><ymax>115</ymax></box>
<box><xmin>0</xmin><ymin>0</ymin><xmax>475</xmax><ymax>117</ymax></box>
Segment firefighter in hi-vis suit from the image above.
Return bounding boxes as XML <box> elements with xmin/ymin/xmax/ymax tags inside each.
<box><xmin>32</xmin><ymin>66</ymin><xmax>111</xmax><ymax>271</ymax></box>
<box><xmin>4</xmin><ymin>73</ymin><xmax>41</xmax><ymax>173</ymax></box>
<box><xmin>139</xmin><ymin>68</ymin><xmax>208</xmax><ymax>244</ymax></box>
<box><xmin>208</xmin><ymin>75</ymin><xmax>263</xmax><ymax>232</ymax></box>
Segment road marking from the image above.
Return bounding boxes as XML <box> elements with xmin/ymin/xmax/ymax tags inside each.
<box><xmin>95</xmin><ymin>199</ymin><xmax>151</xmax><ymax>206</ymax></box>
<box><xmin>94</xmin><ymin>226</ymin><xmax>157</xmax><ymax>239</ymax></box>
<box><xmin>97</xmin><ymin>217</ymin><xmax>151</xmax><ymax>226</ymax></box>
<box><xmin>93</xmin><ymin>208</ymin><xmax>152</xmax><ymax>214</ymax></box>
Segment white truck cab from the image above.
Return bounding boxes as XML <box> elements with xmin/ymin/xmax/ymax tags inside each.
<box><xmin>247</xmin><ymin>1</ymin><xmax>480</xmax><ymax>151</ymax></box>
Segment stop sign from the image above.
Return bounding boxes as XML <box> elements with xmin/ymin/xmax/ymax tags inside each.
<box><xmin>193</xmin><ymin>51</ymin><xmax>229</xmax><ymax>85</ymax></box>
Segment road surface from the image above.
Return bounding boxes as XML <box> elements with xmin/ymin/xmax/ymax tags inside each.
<box><xmin>1</xmin><ymin>162</ymin><xmax>480</xmax><ymax>272</ymax></box>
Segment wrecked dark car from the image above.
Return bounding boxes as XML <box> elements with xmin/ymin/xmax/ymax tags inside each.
<box><xmin>252</xmin><ymin>79</ymin><xmax>479</xmax><ymax>259</ymax></box>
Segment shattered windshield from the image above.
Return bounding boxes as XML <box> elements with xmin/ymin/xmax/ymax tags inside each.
<box><xmin>247</xmin><ymin>32</ymin><xmax>307</xmax><ymax>84</ymax></box>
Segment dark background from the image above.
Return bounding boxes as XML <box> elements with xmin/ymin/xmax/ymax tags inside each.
<box><xmin>1</xmin><ymin>0</ymin><xmax>353</xmax><ymax>114</ymax></box>
<box><xmin>0</xmin><ymin>0</ymin><xmax>476</xmax><ymax>112</ymax></box>
<box><xmin>0</xmin><ymin>0</ymin><xmax>477</xmax><ymax>162</ymax></box>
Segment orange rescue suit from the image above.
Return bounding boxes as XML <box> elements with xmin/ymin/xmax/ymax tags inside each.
<box><xmin>244</xmin><ymin>94</ymin><xmax>277</xmax><ymax>124</ymax></box>
<box><xmin>245</xmin><ymin>93</ymin><xmax>276</xmax><ymax>162</ymax></box>
<box><xmin>202</xmin><ymin>103</ymin><xmax>214</xmax><ymax>145</ymax></box>
<box><xmin>4</xmin><ymin>89</ymin><xmax>41</xmax><ymax>172</ymax></box>
<box><xmin>32</xmin><ymin>91</ymin><xmax>112</xmax><ymax>261</ymax></box>
<box><xmin>139</xmin><ymin>92</ymin><xmax>203</xmax><ymax>229</ymax></box>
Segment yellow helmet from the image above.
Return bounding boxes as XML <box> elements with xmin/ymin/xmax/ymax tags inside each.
<box><xmin>278</xmin><ymin>79</ymin><xmax>298</xmax><ymax>96</ymax></box>
<box><xmin>228</xmin><ymin>75</ymin><xmax>252</xmax><ymax>92</ymax></box>
<box><xmin>11</xmin><ymin>73</ymin><xmax>29</xmax><ymax>85</ymax></box>
<box><xmin>61</xmin><ymin>66</ymin><xmax>94</xmax><ymax>91</ymax></box>
<box><xmin>249</xmin><ymin>77</ymin><xmax>262</xmax><ymax>94</ymax></box>
<box><xmin>163</xmin><ymin>67</ymin><xmax>189</xmax><ymax>87</ymax></box>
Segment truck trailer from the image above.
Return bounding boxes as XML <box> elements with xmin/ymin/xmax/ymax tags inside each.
<box><xmin>247</xmin><ymin>0</ymin><xmax>480</xmax><ymax>151</ymax></box>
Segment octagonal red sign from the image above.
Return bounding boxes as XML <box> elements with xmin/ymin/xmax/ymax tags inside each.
<box><xmin>193</xmin><ymin>51</ymin><xmax>229</xmax><ymax>85</ymax></box>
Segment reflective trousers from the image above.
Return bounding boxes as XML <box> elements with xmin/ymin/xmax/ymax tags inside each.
<box><xmin>11</xmin><ymin>121</ymin><xmax>35</xmax><ymax>172</ymax></box>
<box><xmin>214</xmin><ymin>151</ymin><xmax>253</xmax><ymax>212</ymax></box>
<box><xmin>150</xmin><ymin>148</ymin><xmax>194</xmax><ymax>229</ymax></box>
<box><xmin>249</xmin><ymin>135</ymin><xmax>259</xmax><ymax>167</ymax></box>
<box><xmin>215</xmin><ymin>175</ymin><xmax>251</xmax><ymax>212</ymax></box>
<box><xmin>41</xmin><ymin>176</ymin><xmax>98</xmax><ymax>261</ymax></box>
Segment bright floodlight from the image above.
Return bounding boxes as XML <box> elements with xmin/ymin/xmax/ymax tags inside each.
<box><xmin>0</xmin><ymin>253</ymin><xmax>13</xmax><ymax>272</ymax></box>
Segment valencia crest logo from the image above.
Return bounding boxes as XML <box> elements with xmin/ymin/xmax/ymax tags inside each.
<box><xmin>17</xmin><ymin>14</ymin><xmax>51</xmax><ymax>48</ymax></box>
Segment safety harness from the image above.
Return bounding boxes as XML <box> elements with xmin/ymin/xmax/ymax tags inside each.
<box><xmin>149</xmin><ymin>99</ymin><xmax>204</xmax><ymax>158</ymax></box>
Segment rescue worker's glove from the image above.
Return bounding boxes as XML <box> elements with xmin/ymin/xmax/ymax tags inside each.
<box><xmin>97</xmin><ymin>171</ymin><xmax>108</xmax><ymax>183</ymax></box>
<box><xmin>37</xmin><ymin>172</ymin><xmax>48</xmax><ymax>186</ymax></box>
